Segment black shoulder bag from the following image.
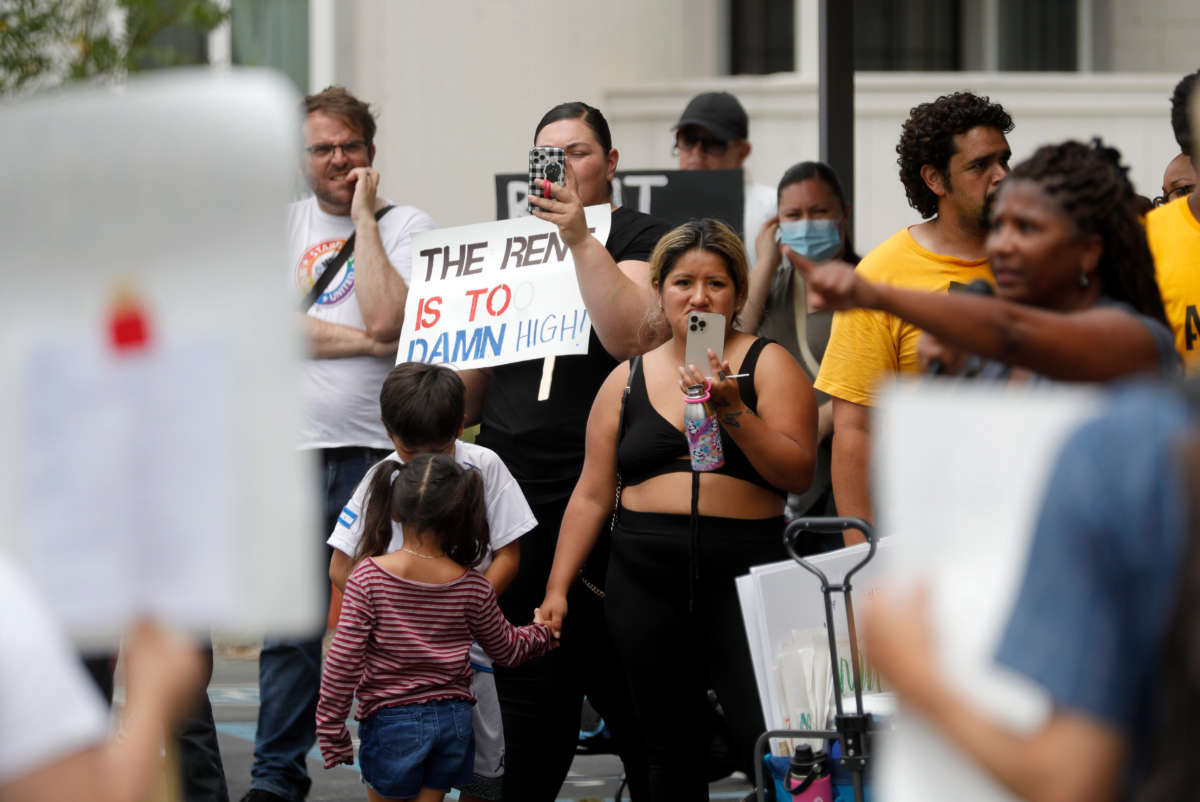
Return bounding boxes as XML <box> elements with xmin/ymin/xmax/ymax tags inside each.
<box><xmin>301</xmin><ymin>204</ymin><xmax>395</xmax><ymax>311</ymax></box>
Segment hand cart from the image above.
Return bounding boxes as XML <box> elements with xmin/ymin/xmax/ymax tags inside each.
<box><xmin>753</xmin><ymin>517</ymin><xmax>879</xmax><ymax>802</ymax></box>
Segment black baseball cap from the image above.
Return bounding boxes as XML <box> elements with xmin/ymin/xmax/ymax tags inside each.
<box><xmin>673</xmin><ymin>91</ymin><xmax>749</xmax><ymax>142</ymax></box>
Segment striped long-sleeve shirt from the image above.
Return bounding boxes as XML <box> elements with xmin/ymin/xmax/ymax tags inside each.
<box><xmin>315</xmin><ymin>557</ymin><xmax>552</xmax><ymax>768</ymax></box>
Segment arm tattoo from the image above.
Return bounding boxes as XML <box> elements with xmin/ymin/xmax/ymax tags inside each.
<box><xmin>720</xmin><ymin>410</ymin><xmax>746</xmax><ymax>428</ymax></box>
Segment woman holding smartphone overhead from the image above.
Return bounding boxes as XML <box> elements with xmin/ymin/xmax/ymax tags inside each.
<box><xmin>539</xmin><ymin>219</ymin><xmax>817</xmax><ymax>801</ymax></box>
<box><xmin>463</xmin><ymin>101</ymin><xmax>671</xmax><ymax>802</ymax></box>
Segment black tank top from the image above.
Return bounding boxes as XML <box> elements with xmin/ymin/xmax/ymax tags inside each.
<box><xmin>616</xmin><ymin>338</ymin><xmax>785</xmax><ymax>497</ymax></box>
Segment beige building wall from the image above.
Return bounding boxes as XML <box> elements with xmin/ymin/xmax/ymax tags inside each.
<box><xmin>1109</xmin><ymin>0</ymin><xmax>1200</xmax><ymax>72</ymax></box>
<box><xmin>308</xmin><ymin>0</ymin><xmax>1192</xmax><ymax>240</ymax></box>
<box><xmin>329</xmin><ymin>0</ymin><xmax>725</xmax><ymax>228</ymax></box>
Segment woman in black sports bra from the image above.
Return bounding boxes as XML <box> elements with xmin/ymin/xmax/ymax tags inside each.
<box><xmin>539</xmin><ymin>219</ymin><xmax>817</xmax><ymax>800</ymax></box>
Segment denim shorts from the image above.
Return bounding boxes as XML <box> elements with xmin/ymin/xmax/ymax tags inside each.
<box><xmin>358</xmin><ymin>698</ymin><xmax>475</xmax><ymax>798</ymax></box>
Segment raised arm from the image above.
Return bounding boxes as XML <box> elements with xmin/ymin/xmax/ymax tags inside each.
<box><xmin>346</xmin><ymin>168</ymin><xmax>417</xmax><ymax>342</ymax></box>
<box><xmin>684</xmin><ymin>342</ymin><xmax>816</xmax><ymax>494</ymax></box>
<box><xmin>531</xmin><ymin>177</ymin><xmax>668</xmax><ymax>359</ymax></box>
<box><xmin>790</xmin><ymin>248</ymin><xmax>1161</xmax><ymax>381</ymax></box>
<box><xmin>738</xmin><ymin>216</ymin><xmax>782</xmax><ymax>333</ymax></box>
<box><xmin>538</xmin><ymin>363</ymin><xmax>628</xmax><ymax>634</ymax></box>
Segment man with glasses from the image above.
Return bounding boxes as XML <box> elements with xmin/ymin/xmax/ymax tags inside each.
<box><xmin>241</xmin><ymin>86</ymin><xmax>434</xmax><ymax>802</ymax></box>
<box><xmin>673</xmin><ymin>91</ymin><xmax>776</xmax><ymax>267</ymax></box>
<box><xmin>1147</xmin><ymin>71</ymin><xmax>1200</xmax><ymax>372</ymax></box>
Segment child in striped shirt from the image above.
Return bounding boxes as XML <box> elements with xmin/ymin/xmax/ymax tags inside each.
<box><xmin>316</xmin><ymin>453</ymin><xmax>554</xmax><ymax>802</ymax></box>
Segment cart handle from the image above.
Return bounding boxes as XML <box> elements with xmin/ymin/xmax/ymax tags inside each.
<box><xmin>783</xmin><ymin>517</ymin><xmax>876</xmax><ymax>591</ymax></box>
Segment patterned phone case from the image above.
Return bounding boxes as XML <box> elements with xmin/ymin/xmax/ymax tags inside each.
<box><xmin>528</xmin><ymin>146</ymin><xmax>566</xmax><ymax>213</ymax></box>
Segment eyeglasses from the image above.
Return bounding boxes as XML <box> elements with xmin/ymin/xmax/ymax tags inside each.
<box><xmin>672</xmin><ymin>131</ymin><xmax>729</xmax><ymax>158</ymax></box>
<box><xmin>1154</xmin><ymin>184</ymin><xmax>1195</xmax><ymax>206</ymax></box>
<box><xmin>305</xmin><ymin>140</ymin><xmax>368</xmax><ymax>159</ymax></box>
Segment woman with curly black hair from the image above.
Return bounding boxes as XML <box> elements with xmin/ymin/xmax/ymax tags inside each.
<box><xmin>792</xmin><ymin>139</ymin><xmax>1179</xmax><ymax>382</ymax></box>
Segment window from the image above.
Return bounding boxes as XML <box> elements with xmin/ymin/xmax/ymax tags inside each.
<box><xmin>730</xmin><ymin>0</ymin><xmax>795</xmax><ymax>75</ymax></box>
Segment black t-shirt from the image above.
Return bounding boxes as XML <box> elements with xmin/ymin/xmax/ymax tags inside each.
<box><xmin>476</xmin><ymin>206</ymin><xmax>671</xmax><ymax>503</ymax></box>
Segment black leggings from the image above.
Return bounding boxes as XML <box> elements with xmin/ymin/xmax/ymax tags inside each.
<box><xmin>493</xmin><ymin>495</ymin><xmax>647</xmax><ymax>802</ymax></box>
<box><xmin>606</xmin><ymin>508</ymin><xmax>786</xmax><ymax>802</ymax></box>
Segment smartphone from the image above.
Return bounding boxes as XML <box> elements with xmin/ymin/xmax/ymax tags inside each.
<box><xmin>528</xmin><ymin>146</ymin><xmax>566</xmax><ymax>213</ymax></box>
<box><xmin>684</xmin><ymin>312</ymin><xmax>727</xmax><ymax>378</ymax></box>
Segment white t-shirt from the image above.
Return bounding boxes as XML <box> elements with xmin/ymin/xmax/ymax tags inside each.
<box><xmin>289</xmin><ymin>196</ymin><xmax>436</xmax><ymax>450</ymax></box>
<box><xmin>0</xmin><ymin>557</ymin><xmax>109</xmax><ymax>784</ymax></box>
<box><xmin>743</xmin><ymin>180</ymin><xmax>777</xmax><ymax>269</ymax></box>
<box><xmin>327</xmin><ymin>440</ymin><xmax>537</xmax><ymax>668</ymax></box>
<box><xmin>327</xmin><ymin>440</ymin><xmax>536</xmax><ymax>570</ymax></box>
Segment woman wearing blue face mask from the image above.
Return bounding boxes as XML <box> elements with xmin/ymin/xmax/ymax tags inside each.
<box><xmin>741</xmin><ymin>162</ymin><xmax>859</xmax><ymax>532</ymax></box>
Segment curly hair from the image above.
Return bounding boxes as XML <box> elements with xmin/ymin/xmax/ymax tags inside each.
<box><xmin>897</xmin><ymin>92</ymin><xmax>1013</xmax><ymax>219</ymax></box>
<box><xmin>1005</xmin><ymin>139</ymin><xmax>1168</xmax><ymax>325</ymax></box>
<box><xmin>1170</xmin><ymin>70</ymin><xmax>1199</xmax><ymax>157</ymax></box>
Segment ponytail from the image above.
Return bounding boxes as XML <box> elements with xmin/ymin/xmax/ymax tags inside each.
<box><xmin>355</xmin><ymin>460</ymin><xmax>401</xmax><ymax>562</ymax></box>
<box><xmin>443</xmin><ymin>468</ymin><xmax>489</xmax><ymax>567</ymax></box>
<box><xmin>389</xmin><ymin>453</ymin><xmax>490</xmax><ymax>568</ymax></box>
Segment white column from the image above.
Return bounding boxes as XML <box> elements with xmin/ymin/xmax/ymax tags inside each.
<box><xmin>206</xmin><ymin>0</ymin><xmax>231</xmax><ymax>68</ymax></box>
<box><xmin>308</xmin><ymin>0</ymin><xmax>336</xmax><ymax>92</ymax></box>
<box><xmin>795</xmin><ymin>0</ymin><xmax>820</xmax><ymax>76</ymax></box>
<box><xmin>1077</xmin><ymin>0</ymin><xmax>1094</xmax><ymax>72</ymax></box>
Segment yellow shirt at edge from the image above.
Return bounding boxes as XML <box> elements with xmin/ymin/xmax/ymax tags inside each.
<box><xmin>813</xmin><ymin>227</ymin><xmax>992</xmax><ymax>406</ymax></box>
<box><xmin>1146</xmin><ymin>196</ymin><xmax>1200</xmax><ymax>373</ymax></box>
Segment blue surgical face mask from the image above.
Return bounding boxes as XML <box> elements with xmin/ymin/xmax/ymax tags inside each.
<box><xmin>776</xmin><ymin>218</ymin><xmax>843</xmax><ymax>262</ymax></box>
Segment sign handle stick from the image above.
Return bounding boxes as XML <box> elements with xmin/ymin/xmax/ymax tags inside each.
<box><xmin>537</xmin><ymin>356</ymin><xmax>556</xmax><ymax>401</ymax></box>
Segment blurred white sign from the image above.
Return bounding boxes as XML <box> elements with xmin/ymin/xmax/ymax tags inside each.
<box><xmin>0</xmin><ymin>70</ymin><xmax>321</xmax><ymax>646</ymax></box>
<box><xmin>873</xmin><ymin>379</ymin><xmax>1101</xmax><ymax>802</ymax></box>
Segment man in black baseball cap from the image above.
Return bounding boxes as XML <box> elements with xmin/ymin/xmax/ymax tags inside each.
<box><xmin>673</xmin><ymin>91</ymin><xmax>776</xmax><ymax>266</ymax></box>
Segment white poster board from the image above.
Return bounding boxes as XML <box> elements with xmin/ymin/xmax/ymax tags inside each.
<box><xmin>0</xmin><ymin>70</ymin><xmax>321</xmax><ymax>647</ymax></box>
<box><xmin>397</xmin><ymin>207</ymin><xmax>611</xmax><ymax>370</ymax></box>
<box><xmin>737</xmin><ymin>538</ymin><xmax>894</xmax><ymax>756</ymax></box>
<box><xmin>872</xmin><ymin>380</ymin><xmax>1101</xmax><ymax>802</ymax></box>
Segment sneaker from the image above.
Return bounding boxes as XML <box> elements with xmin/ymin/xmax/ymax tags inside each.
<box><xmin>239</xmin><ymin>790</ymin><xmax>290</xmax><ymax>802</ymax></box>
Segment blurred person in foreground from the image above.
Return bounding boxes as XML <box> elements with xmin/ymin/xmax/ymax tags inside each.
<box><xmin>792</xmin><ymin>139</ymin><xmax>1178</xmax><ymax>386</ymax></box>
<box><xmin>813</xmin><ymin>92</ymin><xmax>1013</xmax><ymax>541</ymax></box>
<box><xmin>740</xmin><ymin>160</ymin><xmax>861</xmax><ymax>533</ymax></box>
<box><xmin>0</xmin><ymin>556</ymin><xmax>204</xmax><ymax>802</ymax></box>
<box><xmin>1146</xmin><ymin>71</ymin><xmax>1200</xmax><ymax>371</ymax></box>
<box><xmin>864</xmin><ymin>379</ymin><xmax>1200</xmax><ymax>802</ymax></box>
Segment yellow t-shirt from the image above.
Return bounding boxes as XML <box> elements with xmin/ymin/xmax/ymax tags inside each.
<box><xmin>814</xmin><ymin>227</ymin><xmax>992</xmax><ymax>406</ymax></box>
<box><xmin>1146</xmin><ymin>196</ymin><xmax>1200</xmax><ymax>372</ymax></box>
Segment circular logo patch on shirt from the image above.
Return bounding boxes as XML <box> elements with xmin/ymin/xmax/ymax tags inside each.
<box><xmin>297</xmin><ymin>238</ymin><xmax>355</xmax><ymax>307</ymax></box>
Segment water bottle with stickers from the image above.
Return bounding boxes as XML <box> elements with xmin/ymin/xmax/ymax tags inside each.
<box><xmin>784</xmin><ymin>744</ymin><xmax>833</xmax><ymax>801</ymax></box>
<box><xmin>683</xmin><ymin>382</ymin><xmax>725</xmax><ymax>471</ymax></box>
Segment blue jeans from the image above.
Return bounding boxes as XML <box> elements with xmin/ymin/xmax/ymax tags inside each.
<box><xmin>249</xmin><ymin>446</ymin><xmax>389</xmax><ymax>801</ymax></box>
<box><xmin>359</xmin><ymin>700</ymin><xmax>475</xmax><ymax>798</ymax></box>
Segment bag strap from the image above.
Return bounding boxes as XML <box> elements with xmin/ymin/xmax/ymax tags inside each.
<box><xmin>301</xmin><ymin>204</ymin><xmax>395</xmax><ymax>311</ymax></box>
<box><xmin>580</xmin><ymin>355</ymin><xmax>640</xmax><ymax>600</ymax></box>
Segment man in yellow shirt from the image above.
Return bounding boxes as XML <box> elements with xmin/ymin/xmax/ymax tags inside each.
<box><xmin>1147</xmin><ymin>70</ymin><xmax>1200</xmax><ymax>372</ymax></box>
<box><xmin>814</xmin><ymin>92</ymin><xmax>1012</xmax><ymax>538</ymax></box>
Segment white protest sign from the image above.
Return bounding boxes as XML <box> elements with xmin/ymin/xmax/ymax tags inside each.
<box><xmin>398</xmin><ymin>206</ymin><xmax>612</xmax><ymax>370</ymax></box>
